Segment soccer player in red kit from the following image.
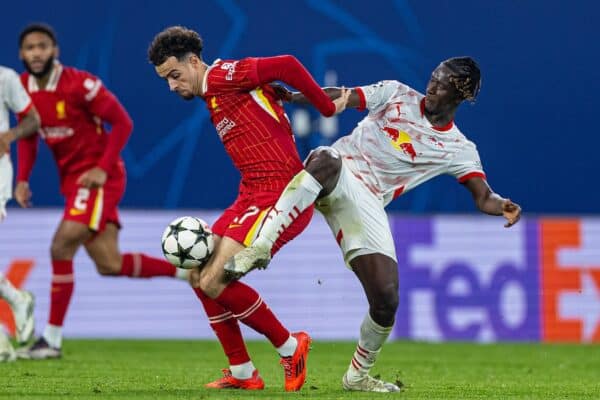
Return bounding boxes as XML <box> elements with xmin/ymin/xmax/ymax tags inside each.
<box><xmin>14</xmin><ymin>24</ymin><xmax>188</xmax><ymax>359</ymax></box>
<box><xmin>148</xmin><ymin>26</ymin><xmax>348</xmax><ymax>391</ymax></box>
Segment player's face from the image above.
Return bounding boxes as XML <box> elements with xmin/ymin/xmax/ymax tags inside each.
<box><xmin>20</xmin><ymin>32</ymin><xmax>58</xmax><ymax>78</ymax></box>
<box><xmin>155</xmin><ymin>56</ymin><xmax>199</xmax><ymax>100</ymax></box>
<box><xmin>425</xmin><ymin>64</ymin><xmax>460</xmax><ymax>111</ymax></box>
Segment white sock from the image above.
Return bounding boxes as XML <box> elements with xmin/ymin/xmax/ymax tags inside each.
<box><xmin>43</xmin><ymin>324</ymin><xmax>63</xmax><ymax>349</ymax></box>
<box><xmin>276</xmin><ymin>334</ymin><xmax>298</xmax><ymax>357</ymax></box>
<box><xmin>346</xmin><ymin>313</ymin><xmax>393</xmax><ymax>381</ymax></box>
<box><xmin>175</xmin><ymin>268</ymin><xmax>189</xmax><ymax>281</ymax></box>
<box><xmin>230</xmin><ymin>360</ymin><xmax>256</xmax><ymax>379</ymax></box>
<box><xmin>0</xmin><ymin>274</ymin><xmax>23</xmax><ymax>308</ymax></box>
<box><xmin>254</xmin><ymin>170</ymin><xmax>322</xmax><ymax>249</ymax></box>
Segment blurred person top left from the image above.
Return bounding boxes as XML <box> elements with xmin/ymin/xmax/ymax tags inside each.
<box><xmin>0</xmin><ymin>65</ymin><xmax>40</xmax><ymax>221</ymax></box>
<box><xmin>14</xmin><ymin>23</ymin><xmax>189</xmax><ymax>361</ymax></box>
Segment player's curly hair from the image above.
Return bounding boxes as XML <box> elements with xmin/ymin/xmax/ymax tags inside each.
<box><xmin>19</xmin><ymin>23</ymin><xmax>57</xmax><ymax>47</ymax></box>
<box><xmin>148</xmin><ymin>26</ymin><xmax>203</xmax><ymax>66</ymax></box>
<box><xmin>443</xmin><ymin>57</ymin><xmax>481</xmax><ymax>102</ymax></box>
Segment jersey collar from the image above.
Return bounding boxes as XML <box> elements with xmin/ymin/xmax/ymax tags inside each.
<box><xmin>28</xmin><ymin>60</ymin><xmax>63</xmax><ymax>93</ymax></box>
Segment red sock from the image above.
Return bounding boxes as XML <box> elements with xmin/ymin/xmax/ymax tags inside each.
<box><xmin>215</xmin><ymin>281</ymin><xmax>290</xmax><ymax>348</ymax></box>
<box><xmin>48</xmin><ymin>259</ymin><xmax>74</xmax><ymax>326</ymax></box>
<box><xmin>193</xmin><ymin>288</ymin><xmax>250</xmax><ymax>365</ymax></box>
<box><xmin>120</xmin><ymin>253</ymin><xmax>177</xmax><ymax>278</ymax></box>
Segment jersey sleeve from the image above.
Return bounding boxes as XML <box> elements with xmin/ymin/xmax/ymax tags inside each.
<box><xmin>446</xmin><ymin>140</ymin><xmax>487</xmax><ymax>183</ymax></box>
<box><xmin>71</xmin><ymin>70</ymin><xmax>106</xmax><ymax>105</ymax></box>
<box><xmin>205</xmin><ymin>58</ymin><xmax>260</xmax><ymax>93</ymax></box>
<box><xmin>355</xmin><ymin>80</ymin><xmax>407</xmax><ymax>114</ymax></box>
<box><xmin>2</xmin><ymin>68</ymin><xmax>32</xmax><ymax>115</ymax></box>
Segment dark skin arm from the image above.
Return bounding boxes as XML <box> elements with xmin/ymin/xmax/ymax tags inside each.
<box><xmin>464</xmin><ymin>177</ymin><xmax>521</xmax><ymax>227</ymax></box>
<box><xmin>272</xmin><ymin>84</ymin><xmax>357</xmax><ymax>109</ymax></box>
<box><xmin>0</xmin><ymin>106</ymin><xmax>41</xmax><ymax>156</ymax></box>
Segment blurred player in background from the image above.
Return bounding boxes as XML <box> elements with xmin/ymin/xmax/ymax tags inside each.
<box><xmin>229</xmin><ymin>57</ymin><xmax>522</xmax><ymax>392</ymax></box>
<box><xmin>0</xmin><ymin>64</ymin><xmax>40</xmax><ymax>361</ymax></box>
<box><xmin>148</xmin><ymin>26</ymin><xmax>347</xmax><ymax>391</ymax></box>
<box><xmin>12</xmin><ymin>23</ymin><xmax>188</xmax><ymax>360</ymax></box>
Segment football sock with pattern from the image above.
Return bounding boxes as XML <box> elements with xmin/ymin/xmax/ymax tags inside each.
<box><xmin>120</xmin><ymin>253</ymin><xmax>178</xmax><ymax>278</ymax></box>
<box><xmin>346</xmin><ymin>312</ymin><xmax>393</xmax><ymax>381</ymax></box>
<box><xmin>215</xmin><ymin>281</ymin><xmax>290</xmax><ymax>348</ymax></box>
<box><xmin>193</xmin><ymin>287</ymin><xmax>252</xmax><ymax>374</ymax></box>
<box><xmin>0</xmin><ymin>273</ymin><xmax>23</xmax><ymax>308</ymax></box>
<box><xmin>48</xmin><ymin>259</ymin><xmax>74</xmax><ymax>330</ymax></box>
<box><xmin>253</xmin><ymin>170</ymin><xmax>322</xmax><ymax>250</ymax></box>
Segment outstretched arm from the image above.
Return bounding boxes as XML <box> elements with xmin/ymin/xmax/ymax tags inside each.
<box><xmin>0</xmin><ymin>106</ymin><xmax>41</xmax><ymax>156</ymax></box>
<box><xmin>256</xmin><ymin>55</ymin><xmax>342</xmax><ymax>116</ymax></box>
<box><xmin>464</xmin><ymin>177</ymin><xmax>521</xmax><ymax>227</ymax></box>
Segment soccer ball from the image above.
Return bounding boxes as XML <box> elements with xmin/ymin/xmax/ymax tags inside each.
<box><xmin>161</xmin><ymin>216</ymin><xmax>215</xmax><ymax>269</ymax></box>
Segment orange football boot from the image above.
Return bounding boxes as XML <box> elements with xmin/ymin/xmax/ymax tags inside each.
<box><xmin>204</xmin><ymin>368</ymin><xmax>265</xmax><ymax>390</ymax></box>
<box><xmin>280</xmin><ymin>331</ymin><xmax>312</xmax><ymax>391</ymax></box>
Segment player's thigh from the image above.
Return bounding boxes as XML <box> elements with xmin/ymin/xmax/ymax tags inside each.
<box><xmin>84</xmin><ymin>223</ymin><xmax>122</xmax><ymax>274</ymax></box>
<box><xmin>197</xmin><ymin>236</ymin><xmax>244</xmax><ymax>287</ymax></box>
<box><xmin>315</xmin><ymin>161</ymin><xmax>396</xmax><ymax>266</ymax></box>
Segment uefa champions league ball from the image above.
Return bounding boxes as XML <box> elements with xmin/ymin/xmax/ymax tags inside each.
<box><xmin>161</xmin><ymin>216</ymin><xmax>215</xmax><ymax>269</ymax></box>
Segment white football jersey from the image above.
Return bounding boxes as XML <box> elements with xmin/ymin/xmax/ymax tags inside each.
<box><xmin>332</xmin><ymin>80</ymin><xmax>485</xmax><ymax>206</ymax></box>
<box><xmin>0</xmin><ymin>65</ymin><xmax>32</xmax><ymax>218</ymax></box>
<box><xmin>0</xmin><ymin>65</ymin><xmax>32</xmax><ymax>132</ymax></box>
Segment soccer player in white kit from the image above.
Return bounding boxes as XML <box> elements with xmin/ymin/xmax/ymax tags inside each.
<box><xmin>0</xmin><ymin>64</ymin><xmax>41</xmax><ymax>361</ymax></box>
<box><xmin>226</xmin><ymin>57</ymin><xmax>522</xmax><ymax>392</ymax></box>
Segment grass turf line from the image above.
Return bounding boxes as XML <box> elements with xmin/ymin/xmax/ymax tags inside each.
<box><xmin>1</xmin><ymin>340</ymin><xmax>599</xmax><ymax>399</ymax></box>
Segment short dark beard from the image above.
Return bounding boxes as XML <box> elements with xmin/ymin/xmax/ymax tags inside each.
<box><xmin>23</xmin><ymin>56</ymin><xmax>54</xmax><ymax>78</ymax></box>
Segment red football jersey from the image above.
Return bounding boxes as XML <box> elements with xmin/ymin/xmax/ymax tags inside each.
<box><xmin>203</xmin><ymin>58</ymin><xmax>304</xmax><ymax>193</ymax></box>
<box><xmin>20</xmin><ymin>63</ymin><xmax>125</xmax><ymax>185</ymax></box>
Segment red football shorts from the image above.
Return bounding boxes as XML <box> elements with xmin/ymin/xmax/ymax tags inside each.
<box><xmin>212</xmin><ymin>191</ymin><xmax>314</xmax><ymax>255</ymax></box>
<box><xmin>61</xmin><ymin>173</ymin><xmax>126</xmax><ymax>233</ymax></box>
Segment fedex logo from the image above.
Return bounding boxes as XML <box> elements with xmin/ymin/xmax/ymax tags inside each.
<box><xmin>393</xmin><ymin>217</ymin><xmax>540</xmax><ymax>342</ymax></box>
<box><xmin>541</xmin><ymin>220</ymin><xmax>600</xmax><ymax>342</ymax></box>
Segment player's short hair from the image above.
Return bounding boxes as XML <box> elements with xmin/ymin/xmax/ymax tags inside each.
<box><xmin>148</xmin><ymin>26</ymin><xmax>203</xmax><ymax>66</ymax></box>
<box><xmin>19</xmin><ymin>23</ymin><xmax>57</xmax><ymax>47</ymax></box>
<box><xmin>442</xmin><ymin>57</ymin><xmax>481</xmax><ymax>101</ymax></box>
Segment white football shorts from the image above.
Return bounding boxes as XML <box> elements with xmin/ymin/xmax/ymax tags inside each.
<box><xmin>315</xmin><ymin>159</ymin><xmax>397</xmax><ymax>267</ymax></box>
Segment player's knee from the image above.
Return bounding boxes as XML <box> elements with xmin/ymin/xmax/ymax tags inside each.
<box><xmin>370</xmin><ymin>287</ymin><xmax>399</xmax><ymax>326</ymax></box>
<box><xmin>95</xmin><ymin>261</ymin><xmax>121</xmax><ymax>276</ymax></box>
<box><xmin>305</xmin><ymin>147</ymin><xmax>341</xmax><ymax>190</ymax></box>
<box><xmin>197</xmin><ymin>268</ymin><xmax>220</xmax><ymax>299</ymax></box>
<box><xmin>50</xmin><ymin>235</ymin><xmax>81</xmax><ymax>260</ymax></box>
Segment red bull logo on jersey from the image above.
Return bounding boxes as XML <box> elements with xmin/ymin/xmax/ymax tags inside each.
<box><xmin>382</xmin><ymin>127</ymin><xmax>417</xmax><ymax>160</ymax></box>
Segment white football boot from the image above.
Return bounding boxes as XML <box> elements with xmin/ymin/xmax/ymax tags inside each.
<box><xmin>224</xmin><ymin>245</ymin><xmax>272</xmax><ymax>279</ymax></box>
<box><xmin>10</xmin><ymin>290</ymin><xmax>35</xmax><ymax>344</ymax></box>
<box><xmin>0</xmin><ymin>331</ymin><xmax>16</xmax><ymax>362</ymax></box>
<box><xmin>342</xmin><ymin>373</ymin><xmax>401</xmax><ymax>393</ymax></box>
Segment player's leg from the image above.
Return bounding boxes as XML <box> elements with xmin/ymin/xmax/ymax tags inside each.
<box><xmin>84</xmin><ymin>223</ymin><xmax>187</xmax><ymax>280</ymax></box>
<box><xmin>195</xmin><ymin>201</ymin><xmax>312</xmax><ymax>391</ymax></box>
<box><xmin>314</xmin><ymin>164</ymin><xmax>401</xmax><ymax>392</ymax></box>
<box><xmin>343</xmin><ymin>252</ymin><xmax>401</xmax><ymax>393</ymax></box>
<box><xmin>0</xmin><ymin>272</ymin><xmax>34</xmax><ymax>344</ymax></box>
<box><xmin>21</xmin><ymin>219</ymin><xmax>92</xmax><ymax>359</ymax></box>
<box><xmin>226</xmin><ymin>146</ymin><xmax>341</xmax><ymax>277</ymax></box>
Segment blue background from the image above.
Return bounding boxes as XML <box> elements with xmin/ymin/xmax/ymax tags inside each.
<box><xmin>2</xmin><ymin>0</ymin><xmax>597</xmax><ymax>213</ymax></box>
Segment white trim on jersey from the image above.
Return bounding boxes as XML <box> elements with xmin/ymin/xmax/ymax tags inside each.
<box><xmin>28</xmin><ymin>61</ymin><xmax>63</xmax><ymax>93</ymax></box>
<box><xmin>202</xmin><ymin>59</ymin><xmax>220</xmax><ymax>95</ymax></box>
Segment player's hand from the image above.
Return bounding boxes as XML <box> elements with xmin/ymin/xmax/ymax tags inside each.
<box><xmin>333</xmin><ymin>88</ymin><xmax>351</xmax><ymax>115</ymax></box>
<box><xmin>0</xmin><ymin>131</ymin><xmax>13</xmax><ymax>157</ymax></box>
<box><xmin>14</xmin><ymin>181</ymin><xmax>32</xmax><ymax>208</ymax></box>
<box><xmin>502</xmin><ymin>199</ymin><xmax>521</xmax><ymax>228</ymax></box>
<box><xmin>270</xmin><ymin>83</ymin><xmax>293</xmax><ymax>102</ymax></box>
<box><xmin>77</xmin><ymin>167</ymin><xmax>107</xmax><ymax>188</ymax></box>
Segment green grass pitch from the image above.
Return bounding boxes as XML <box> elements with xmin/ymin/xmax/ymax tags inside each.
<box><xmin>1</xmin><ymin>340</ymin><xmax>599</xmax><ymax>399</ymax></box>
